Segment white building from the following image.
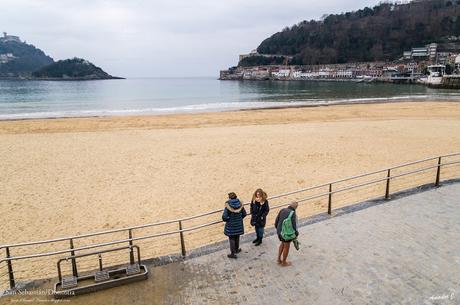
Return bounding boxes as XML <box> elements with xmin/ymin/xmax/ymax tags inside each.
<box><xmin>1</xmin><ymin>32</ymin><xmax>21</xmax><ymax>43</ymax></box>
<box><xmin>403</xmin><ymin>51</ymin><xmax>412</xmax><ymax>60</ymax></box>
<box><xmin>292</xmin><ymin>71</ymin><xmax>308</xmax><ymax>79</ymax></box>
<box><xmin>402</xmin><ymin>43</ymin><xmax>438</xmax><ymax>61</ymax></box>
<box><xmin>272</xmin><ymin>69</ymin><xmax>291</xmax><ymax>78</ymax></box>
<box><xmin>336</xmin><ymin>70</ymin><xmax>353</xmax><ymax>78</ymax></box>
<box><xmin>292</xmin><ymin>71</ymin><xmax>302</xmax><ymax>79</ymax></box>
<box><xmin>455</xmin><ymin>55</ymin><xmax>460</xmax><ymax>73</ymax></box>
<box><xmin>0</xmin><ymin>53</ymin><xmax>15</xmax><ymax>64</ymax></box>
<box><xmin>318</xmin><ymin>69</ymin><xmax>331</xmax><ymax>78</ymax></box>
<box><xmin>428</xmin><ymin>43</ymin><xmax>438</xmax><ymax>60</ymax></box>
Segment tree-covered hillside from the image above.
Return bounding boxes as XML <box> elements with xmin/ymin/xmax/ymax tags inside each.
<box><xmin>0</xmin><ymin>36</ymin><xmax>121</xmax><ymax>79</ymax></box>
<box><xmin>244</xmin><ymin>0</ymin><xmax>460</xmax><ymax>66</ymax></box>
<box><xmin>0</xmin><ymin>41</ymin><xmax>54</xmax><ymax>76</ymax></box>
<box><xmin>32</xmin><ymin>58</ymin><xmax>117</xmax><ymax>79</ymax></box>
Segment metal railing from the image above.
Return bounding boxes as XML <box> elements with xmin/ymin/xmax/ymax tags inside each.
<box><xmin>56</xmin><ymin>245</ymin><xmax>141</xmax><ymax>284</ymax></box>
<box><xmin>1</xmin><ymin>152</ymin><xmax>459</xmax><ymax>291</ymax></box>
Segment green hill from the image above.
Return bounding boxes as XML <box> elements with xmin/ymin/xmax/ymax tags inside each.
<box><xmin>0</xmin><ymin>40</ymin><xmax>54</xmax><ymax>76</ymax></box>
<box><xmin>0</xmin><ymin>33</ymin><xmax>121</xmax><ymax>79</ymax></box>
<box><xmin>241</xmin><ymin>0</ymin><xmax>460</xmax><ymax>66</ymax></box>
<box><xmin>32</xmin><ymin>58</ymin><xmax>120</xmax><ymax>80</ymax></box>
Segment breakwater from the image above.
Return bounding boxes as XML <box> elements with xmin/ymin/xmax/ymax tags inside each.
<box><xmin>432</xmin><ymin>75</ymin><xmax>460</xmax><ymax>89</ymax></box>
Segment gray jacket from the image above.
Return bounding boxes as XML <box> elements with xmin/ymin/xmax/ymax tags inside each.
<box><xmin>274</xmin><ymin>206</ymin><xmax>299</xmax><ymax>237</ymax></box>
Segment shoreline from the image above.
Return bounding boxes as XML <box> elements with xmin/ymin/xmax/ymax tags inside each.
<box><xmin>0</xmin><ymin>96</ymin><xmax>458</xmax><ymax>124</ymax></box>
<box><xmin>240</xmin><ymin>96</ymin><xmax>455</xmax><ymax>111</ymax></box>
<box><xmin>1</xmin><ymin>100</ymin><xmax>459</xmax><ymax>135</ymax></box>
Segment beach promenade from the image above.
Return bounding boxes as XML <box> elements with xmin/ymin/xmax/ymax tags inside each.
<box><xmin>4</xmin><ymin>181</ymin><xmax>459</xmax><ymax>305</ymax></box>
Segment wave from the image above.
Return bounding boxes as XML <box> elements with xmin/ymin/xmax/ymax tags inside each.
<box><xmin>0</xmin><ymin>94</ymin><xmax>456</xmax><ymax>120</ymax></box>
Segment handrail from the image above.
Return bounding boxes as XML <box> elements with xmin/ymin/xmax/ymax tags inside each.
<box><xmin>1</xmin><ymin>152</ymin><xmax>459</xmax><ymax>290</ymax></box>
<box><xmin>0</xmin><ymin>152</ymin><xmax>460</xmax><ymax>249</ymax></box>
<box><xmin>1</xmin><ymin>156</ymin><xmax>459</xmax><ymax>262</ymax></box>
<box><xmin>2</xmin><ymin>152</ymin><xmax>458</xmax><ymax>250</ymax></box>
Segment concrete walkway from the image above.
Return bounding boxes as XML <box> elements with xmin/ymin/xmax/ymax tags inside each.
<box><xmin>2</xmin><ymin>183</ymin><xmax>460</xmax><ymax>305</ymax></box>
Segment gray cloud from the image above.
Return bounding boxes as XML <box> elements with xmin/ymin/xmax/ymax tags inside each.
<box><xmin>1</xmin><ymin>0</ymin><xmax>382</xmax><ymax>77</ymax></box>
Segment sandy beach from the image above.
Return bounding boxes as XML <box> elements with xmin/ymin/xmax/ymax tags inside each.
<box><xmin>1</xmin><ymin>101</ymin><xmax>460</xmax><ymax>263</ymax></box>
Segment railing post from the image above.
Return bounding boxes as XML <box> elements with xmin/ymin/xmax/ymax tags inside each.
<box><xmin>136</xmin><ymin>246</ymin><xmax>141</xmax><ymax>264</ymax></box>
<box><xmin>385</xmin><ymin>169</ymin><xmax>391</xmax><ymax>199</ymax></box>
<box><xmin>179</xmin><ymin>221</ymin><xmax>186</xmax><ymax>257</ymax></box>
<box><xmin>5</xmin><ymin>247</ymin><xmax>15</xmax><ymax>289</ymax></box>
<box><xmin>57</xmin><ymin>260</ymin><xmax>63</xmax><ymax>283</ymax></box>
<box><xmin>98</xmin><ymin>254</ymin><xmax>103</xmax><ymax>271</ymax></box>
<box><xmin>128</xmin><ymin>229</ymin><xmax>134</xmax><ymax>265</ymax></box>
<box><xmin>328</xmin><ymin>184</ymin><xmax>332</xmax><ymax>215</ymax></box>
<box><xmin>69</xmin><ymin>239</ymin><xmax>78</xmax><ymax>277</ymax></box>
<box><xmin>435</xmin><ymin>157</ymin><xmax>442</xmax><ymax>187</ymax></box>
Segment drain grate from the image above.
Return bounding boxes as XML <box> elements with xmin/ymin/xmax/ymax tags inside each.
<box><xmin>126</xmin><ymin>264</ymin><xmax>140</xmax><ymax>276</ymax></box>
<box><xmin>61</xmin><ymin>276</ymin><xmax>77</xmax><ymax>289</ymax></box>
<box><xmin>94</xmin><ymin>270</ymin><xmax>110</xmax><ymax>282</ymax></box>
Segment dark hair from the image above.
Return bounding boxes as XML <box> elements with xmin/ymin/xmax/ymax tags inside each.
<box><xmin>228</xmin><ymin>192</ymin><xmax>237</xmax><ymax>200</ymax></box>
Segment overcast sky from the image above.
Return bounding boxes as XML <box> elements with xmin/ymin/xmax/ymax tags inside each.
<box><xmin>2</xmin><ymin>0</ymin><xmax>383</xmax><ymax>77</ymax></box>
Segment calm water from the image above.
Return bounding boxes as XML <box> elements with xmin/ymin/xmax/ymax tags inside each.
<box><xmin>0</xmin><ymin>78</ymin><xmax>459</xmax><ymax>120</ymax></box>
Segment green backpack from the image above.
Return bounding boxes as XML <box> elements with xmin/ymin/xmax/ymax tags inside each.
<box><xmin>281</xmin><ymin>210</ymin><xmax>296</xmax><ymax>241</ymax></box>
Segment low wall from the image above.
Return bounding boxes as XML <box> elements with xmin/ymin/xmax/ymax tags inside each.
<box><xmin>440</xmin><ymin>75</ymin><xmax>460</xmax><ymax>89</ymax></box>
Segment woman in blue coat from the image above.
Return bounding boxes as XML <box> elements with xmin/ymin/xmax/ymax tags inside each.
<box><xmin>222</xmin><ymin>192</ymin><xmax>247</xmax><ymax>259</ymax></box>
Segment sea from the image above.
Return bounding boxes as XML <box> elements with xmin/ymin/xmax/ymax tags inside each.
<box><xmin>0</xmin><ymin>77</ymin><xmax>459</xmax><ymax>120</ymax></box>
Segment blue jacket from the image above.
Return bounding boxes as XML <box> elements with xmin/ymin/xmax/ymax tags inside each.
<box><xmin>222</xmin><ymin>199</ymin><xmax>247</xmax><ymax>237</ymax></box>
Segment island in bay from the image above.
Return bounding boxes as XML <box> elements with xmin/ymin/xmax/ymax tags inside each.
<box><xmin>0</xmin><ymin>32</ymin><xmax>122</xmax><ymax>80</ymax></box>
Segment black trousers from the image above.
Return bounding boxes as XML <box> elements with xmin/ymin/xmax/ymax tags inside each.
<box><xmin>228</xmin><ymin>235</ymin><xmax>240</xmax><ymax>254</ymax></box>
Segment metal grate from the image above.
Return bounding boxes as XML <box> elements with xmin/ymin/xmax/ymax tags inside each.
<box><xmin>61</xmin><ymin>276</ymin><xmax>77</xmax><ymax>289</ymax></box>
<box><xmin>94</xmin><ymin>270</ymin><xmax>110</xmax><ymax>282</ymax></box>
<box><xmin>126</xmin><ymin>264</ymin><xmax>140</xmax><ymax>276</ymax></box>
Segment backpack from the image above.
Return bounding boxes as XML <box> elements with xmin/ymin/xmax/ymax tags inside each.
<box><xmin>281</xmin><ymin>210</ymin><xmax>296</xmax><ymax>241</ymax></box>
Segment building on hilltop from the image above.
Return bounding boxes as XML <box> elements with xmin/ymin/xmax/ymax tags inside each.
<box><xmin>1</xmin><ymin>32</ymin><xmax>21</xmax><ymax>43</ymax></box>
<box><xmin>239</xmin><ymin>49</ymin><xmax>258</xmax><ymax>62</ymax></box>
